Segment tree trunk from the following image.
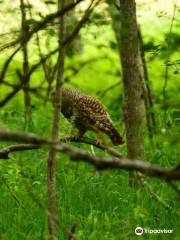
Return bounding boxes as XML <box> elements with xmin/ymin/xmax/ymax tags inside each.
<box><xmin>47</xmin><ymin>0</ymin><xmax>65</xmax><ymax>239</ymax></box>
<box><xmin>20</xmin><ymin>0</ymin><xmax>31</xmax><ymax>124</ymax></box>
<box><xmin>119</xmin><ymin>0</ymin><xmax>144</xmax><ymax>152</ymax></box>
<box><xmin>109</xmin><ymin>0</ymin><xmax>145</xmax><ymax>185</ymax></box>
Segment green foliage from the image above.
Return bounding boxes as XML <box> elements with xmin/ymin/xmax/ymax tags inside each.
<box><xmin>0</xmin><ymin>1</ymin><xmax>180</xmax><ymax>239</ymax></box>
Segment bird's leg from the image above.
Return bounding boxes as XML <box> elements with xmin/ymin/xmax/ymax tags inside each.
<box><xmin>96</xmin><ymin>131</ymin><xmax>104</xmax><ymax>146</ymax></box>
<box><xmin>63</xmin><ymin>129</ymin><xmax>85</xmax><ymax>142</ymax></box>
<box><xmin>72</xmin><ymin>128</ymin><xmax>86</xmax><ymax>141</ymax></box>
<box><xmin>69</xmin><ymin>114</ymin><xmax>86</xmax><ymax>140</ymax></box>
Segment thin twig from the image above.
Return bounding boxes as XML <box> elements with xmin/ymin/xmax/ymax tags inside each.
<box><xmin>0</xmin><ymin>46</ymin><xmax>21</xmax><ymax>84</ymax></box>
<box><xmin>0</xmin><ymin>176</ymin><xmax>26</xmax><ymax>210</ymax></box>
<box><xmin>167</xmin><ymin>180</ymin><xmax>180</xmax><ymax>196</ymax></box>
<box><xmin>138</xmin><ymin>173</ymin><xmax>172</xmax><ymax>210</ymax></box>
<box><xmin>98</xmin><ymin>81</ymin><xmax>120</xmax><ymax>98</ymax></box>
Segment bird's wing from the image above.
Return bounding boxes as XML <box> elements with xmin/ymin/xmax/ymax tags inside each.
<box><xmin>75</xmin><ymin>95</ymin><xmax>113</xmax><ymax>126</ymax></box>
<box><xmin>77</xmin><ymin>95</ymin><xmax>107</xmax><ymax>115</ymax></box>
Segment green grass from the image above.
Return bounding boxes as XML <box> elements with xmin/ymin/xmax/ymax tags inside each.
<box><xmin>0</xmin><ymin>99</ymin><xmax>179</xmax><ymax>240</ymax></box>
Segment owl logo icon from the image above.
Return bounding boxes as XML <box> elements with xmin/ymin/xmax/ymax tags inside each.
<box><xmin>135</xmin><ymin>227</ymin><xmax>143</xmax><ymax>236</ymax></box>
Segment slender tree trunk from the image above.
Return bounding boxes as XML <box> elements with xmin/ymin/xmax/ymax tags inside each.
<box><xmin>138</xmin><ymin>26</ymin><xmax>156</xmax><ymax>138</ymax></box>
<box><xmin>119</xmin><ymin>0</ymin><xmax>145</xmax><ymax>161</ymax></box>
<box><xmin>109</xmin><ymin>0</ymin><xmax>145</xmax><ymax>185</ymax></box>
<box><xmin>20</xmin><ymin>0</ymin><xmax>31</xmax><ymax>123</ymax></box>
<box><xmin>47</xmin><ymin>0</ymin><xmax>65</xmax><ymax>239</ymax></box>
<box><xmin>27</xmin><ymin>1</ymin><xmax>55</xmax><ymax>105</ymax></box>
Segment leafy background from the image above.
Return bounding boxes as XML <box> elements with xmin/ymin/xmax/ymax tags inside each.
<box><xmin>0</xmin><ymin>0</ymin><xmax>179</xmax><ymax>239</ymax></box>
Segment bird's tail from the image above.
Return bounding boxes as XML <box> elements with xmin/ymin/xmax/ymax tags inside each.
<box><xmin>108</xmin><ymin>127</ymin><xmax>124</xmax><ymax>146</ymax></box>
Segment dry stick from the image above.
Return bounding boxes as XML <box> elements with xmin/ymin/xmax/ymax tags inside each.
<box><xmin>0</xmin><ymin>130</ymin><xmax>179</xmax><ymax>181</ymax></box>
<box><xmin>47</xmin><ymin>0</ymin><xmax>66</xmax><ymax>238</ymax></box>
<box><xmin>138</xmin><ymin>173</ymin><xmax>171</xmax><ymax>210</ymax></box>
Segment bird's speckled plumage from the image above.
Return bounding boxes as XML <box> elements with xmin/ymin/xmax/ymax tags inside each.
<box><xmin>60</xmin><ymin>88</ymin><xmax>124</xmax><ymax>145</ymax></box>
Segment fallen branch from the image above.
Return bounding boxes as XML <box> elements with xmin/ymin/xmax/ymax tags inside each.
<box><xmin>0</xmin><ymin>129</ymin><xmax>179</xmax><ymax>181</ymax></box>
<box><xmin>0</xmin><ymin>143</ymin><xmax>40</xmax><ymax>159</ymax></box>
<box><xmin>0</xmin><ymin>136</ymin><xmax>122</xmax><ymax>159</ymax></box>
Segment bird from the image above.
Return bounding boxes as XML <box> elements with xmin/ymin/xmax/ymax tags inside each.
<box><xmin>54</xmin><ymin>88</ymin><xmax>124</xmax><ymax>146</ymax></box>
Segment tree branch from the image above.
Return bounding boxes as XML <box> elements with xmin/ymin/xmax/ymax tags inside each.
<box><xmin>0</xmin><ymin>129</ymin><xmax>179</xmax><ymax>181</ymax></box>
<box><xmin>0</xmin><ymin>0</ymin><xmax>85</xmax><ymax>52</ymax></box>
<box><xmin>47</xmin><ymin>0</ymin><xmax>66</xmax><ymax>238</ymax></box>
<box><xmin>61</xmin><ymin>136</ymin><xmax>123</xmax><ymax>158</ymax></box>
<box><xmin>0</xmin><ymin>144</ymin><xmax>40</xmax><ymax>159</ymax></box>
<box><xmin>0</xmin><ymin>46</ymin><xmax>21</xmax><ymax>84</ymax></box>
<box><xmin>64</xmin><ymin>0</ymin><xmax>98</xmax><ymax>47</ymax></box>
